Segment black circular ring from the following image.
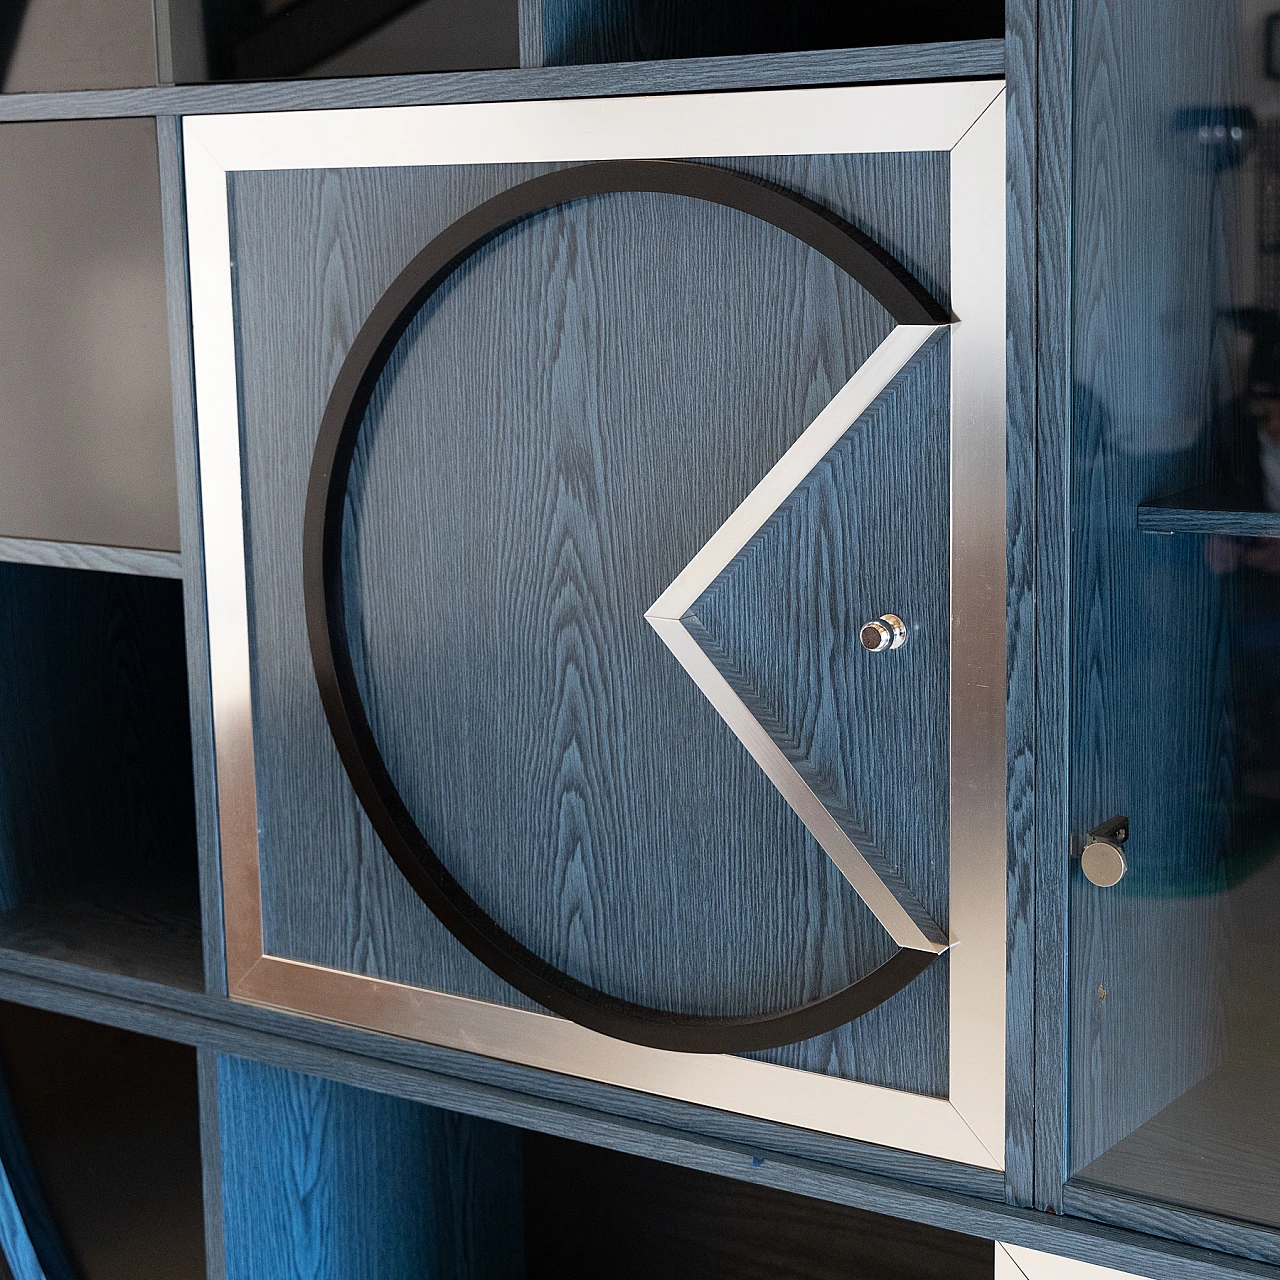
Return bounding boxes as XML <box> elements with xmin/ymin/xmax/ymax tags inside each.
<box><xmin>304</xmin><ymin>160</ymin><xmax>944</xmax><ymax>1053</ymax></box>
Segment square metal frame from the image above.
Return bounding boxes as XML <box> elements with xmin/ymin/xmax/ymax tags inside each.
<box><xmin>184</xmin><ymin>80</ymin><xmax>1007</xmax><ymax>1169</ymax></box>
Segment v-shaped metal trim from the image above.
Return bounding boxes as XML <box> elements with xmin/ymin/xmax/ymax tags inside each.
<box><xmin>646</xmin><ymin>322</ymin><xmax>950</xmax><ymax>954</ymax></box>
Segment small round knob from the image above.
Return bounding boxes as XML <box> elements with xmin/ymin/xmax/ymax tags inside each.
<box><xmin>860</xmin><ymin>614</ymin><xmax>907</xmax><ymax>652</ymax></box>
<box><xmin>1081</xmin><ymin>840</ymin><xmax>1127</xmax><ymax>888</ymax></box>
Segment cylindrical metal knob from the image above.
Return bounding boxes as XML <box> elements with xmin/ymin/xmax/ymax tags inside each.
<box><xmin>860</xmin><ymin>614</ymin><xmax>907</xmax><ymax>652</ymax></box>
<box><xmin>1081</xmin><ymin>840</ymin><xmax>1127</xmax><ymax>888</ymax></box>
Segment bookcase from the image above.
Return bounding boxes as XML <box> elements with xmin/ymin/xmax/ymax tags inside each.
<box><xmin>0</xmin><ymin>3</ymin><xmax>1273</xmax><ymax>1279</ymax></box>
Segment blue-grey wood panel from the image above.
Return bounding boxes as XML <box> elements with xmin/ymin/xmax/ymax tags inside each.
<box><xmin>231</xmin><ymin>151</ymin><xmax>951</xmax><ymax>1090</ymax></box>
<box><xmin>1028</xmin><ymin>0</ymin><xmax>1073</xmax><ymax>1215</ymax></box>
<box><xmin>690</xmin><ymin>340</ymin><xmax>951</xmax><ymax>1085</ymax></box>
<box><xmin>1067</xmin><ymin>0</ymin><xmax>1237</xmax><ymax>1175</ymax></box>
<box><xmin>196</xmin><ymin>1049</ymin><xmax>227</xmax><ymax>1280</ymax></box>
<box><xmin>1004</xmin><ymin>0</ymin><xmax>1039</xmax><ymax>1209</ymax></box>
<box><xmin>217</xmin><ymin>1054</ymin><xmax>524</xmax><ymax>1280</ymax></box>
<box><xmin>1138</xmin><ymin>487</ymin><xmax>1280</xmax><ymax>539</ymax></box>
<box><xmin>0</xmin><ymin>537</ymin><xmax>182</xmax><ymax>580</ymax></box>
<box><xmin>0</xmin><ymin>39</ymin><xmax>1005</xmax><ymax>122</ymax></box>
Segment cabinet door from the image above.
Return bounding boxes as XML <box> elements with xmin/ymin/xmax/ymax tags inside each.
<box><xmin>187</xmin><ymin>84</ymin><xmax>1006</xmax><ymax>1168</ymax></box>
<box><xmin>1058</xmin><ymin>0</ymin><xmax>1280</xmax><ymax>1254</ymax></box>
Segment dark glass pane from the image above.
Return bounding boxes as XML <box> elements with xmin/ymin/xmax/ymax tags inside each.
<box><xmin>175</xmin><ymin>0</ymin><xmax>519</xmax><ymax>82</ymax></box>
<box><xmin>1069</xmin><ymin>0</ymin><xmax>1280</xmax><ymax>1232</ymax></box>
<box><xmin>543</xmin><ymin>0</ymin><xmax>1004</xmax><ymax>65</ymax></box>
<box><xmin>0</xmin><ymin>0</ymin><xmax>156</xmax><ymax>91</ymax></box>
<box><xmin>0</xmin><ymin>119</ymin><xmax>178</xmax><ymax>550</ymax></box>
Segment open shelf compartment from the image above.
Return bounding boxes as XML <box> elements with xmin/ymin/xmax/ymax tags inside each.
<box><xmin>0</xmin><ymin>560</ymin><xmax>202</xmax><ymax>992</ymax></box>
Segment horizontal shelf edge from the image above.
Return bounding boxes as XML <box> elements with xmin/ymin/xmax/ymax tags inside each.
<box><xmin>0</xmin><ymin>955</ymin><xmax>1270</xmax><ymax>1276</ymax></box>
<box><xmin>0</xmin><ymin>535</ymin><xmax>183</xmax><ymax>579</ymax></box>
<box><xmin>1064</xmin><ymin>1181</ymin><xmax>1280</xmax><ymax>1272</ymax></box>
<box><xmin>0</xmin><ymin>40</ymin><xmax>1004</xmax><ymax>122</ymax></box>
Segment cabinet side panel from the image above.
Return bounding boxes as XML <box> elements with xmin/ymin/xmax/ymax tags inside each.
<box><xmin>217</xmin><ymin>1054</ymin><xmax>525</xmax><ymax>1280</ymax></box>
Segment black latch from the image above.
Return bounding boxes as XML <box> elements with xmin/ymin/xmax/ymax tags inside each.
<box><xmin>1086</xmin><ymin>815</ymin><xmax>1129</xmax><ymax>845</ymax></box>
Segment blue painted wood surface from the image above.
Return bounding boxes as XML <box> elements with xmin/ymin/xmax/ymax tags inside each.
<box><xmin>0</xmin><ymin>42</ymin><xmax>1006</xmax><ymax>124</ymax></box>
<box><xmin>1027</xmin><ymin>0</ymin><xmax>1074</xmax><ymax>1216</ymax></box>
<box><xmin>691</xmin><ymin>339</ymin><xmax>951</xmax><ymax>1088</ymax></box>
<box><xmin>1138</xmin><ymin>487</ymin><xmax>1280</xmax><ymax>539</ymax></box>
<box><xmin>231</xmin><ymin>151</ymin><xmax>952</xmax><ymax>1089</ymax></box>
<box><xmin>217</xmin><ymin>1054</ymin><xmax>524</xmax><ymax>1280</ymax></box>
<box><xmin>1004</xmin><ymin>0</ymin><xmax>1040</xmax><ymax>1210</ymax></box>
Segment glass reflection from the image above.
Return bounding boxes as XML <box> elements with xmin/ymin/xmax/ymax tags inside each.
<box><xmin>1070</xmin><ymin>0</ymin><xmax>1280</xmax><ymax>1231</ymax></box>
<box><xmin>184</xmin><ymin>0</ymin><xmax>518</xmax><ymax>82</ymax></box>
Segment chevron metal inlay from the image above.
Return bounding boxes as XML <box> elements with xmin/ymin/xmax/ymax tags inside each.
<box><xmin>645</xmin><ymin>322</ymin><xmax>950</xmax><ymax>954</ymax></box>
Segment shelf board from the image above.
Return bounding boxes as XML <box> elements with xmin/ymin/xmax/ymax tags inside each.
<box><xmin>0</xmin><ymin>535</ymin><xmax>182</xmax><ymax>579</ymax></box>
<box><xmin>0</xmin><ymin>891</ymin><xmax>203</xmax><ymax>994</ymax></box>
<box><xmin>1137</xmin><ymin>485</ymin><xmax>1280</xmax><ymax>538</ymax></box>
<box><xmin>0</xmin><ymin>39</ymin><xmax>1005</xmax><ymax>122</ymax></box>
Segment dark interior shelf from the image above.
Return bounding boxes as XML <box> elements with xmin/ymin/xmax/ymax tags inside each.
<box><xmin>0</xmin><ymin>1002</ymin><xmax>206</xmax><ymax>1280</ymax></box>
<box><xmin>1138</xmin><ymin>485</ymin><xmax>1280</xmax><ymax>538</ymax></box>
<box><xmin>0</xmin><ymin>562</ymin><xmax>202</xmax><ymax>994</ymax></box>
<box><xmin>523</xmin><ymin>1133</ymin><xmax>993</xmax><ymax>1279</ymax></box>
<box><xmin>0</xmin><ymin>889</ymin><xmax>203</xmax><ymax>993</ymax></box>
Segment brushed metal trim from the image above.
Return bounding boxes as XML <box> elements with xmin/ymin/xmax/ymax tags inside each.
<box><xmin>647</xmin><ymin>323</ymin><xmax>949</xmax><ymax>953</ymax></box>
<box><xmin>947</xmin><ymin>91</ymin><xmax>1008</xmax><ymax>1163</ymax></box>
<box><xmin>185</xmin><ymin>82</ymin><xmax>1007</xmax><ymax>1169</ymax></box>
<box><xmin>237</xmin><ymin>952</ymin><xmax>998</xmax><ymax>1167</ymax></box>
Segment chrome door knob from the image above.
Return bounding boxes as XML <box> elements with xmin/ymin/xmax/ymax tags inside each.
<box><xmin>860</xmin><ymin>614</ymin><xmax>907</xmax><ymax>652</ymax></box>
<box><xmin>1081</xmin><ymin>840</ymin><xmax>1127</xmax><ymax>887</ymax></box>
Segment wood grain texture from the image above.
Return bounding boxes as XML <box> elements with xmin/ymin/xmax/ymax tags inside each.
<box><xmin>0</xmin><ymin>41</ymin><xmax>1005</xmax><ymax>122</ymax></box>
<box><xmin>1067</xmin><ymin>0</ymin><xmax>1240</xmax><ymax>1176</ymax></box>
<box><xmin>523</xmin><ymin>1130</ymin><xmax>992</xmax><ymax>1280</ymax></box>
<box><xmin>157</xmin><ymin>113</ymin><xmax>228</xmax><ymax>997</ymax></box>
<box><xmin>0</xmin><ymin>537</ymin><xmax>181</xmax><ymax>579</ymax></box>
<box><xmin>541</xmin><ymin>1</ymin><xmax>1002</xmax><ymax>66</ymax></box>
<box><xmin>231</xmin><ymin>152</ymin><xmax>950</xmax><ymax>1087</ymax></box>
<box><xmin>1063</xmin><ymin>1182</ymin><xmax>1280</xmax><ymax>1270</ymax></box>
<box><xmin>1031</xmin><ymin>0</ymin><xmax>1074</xmax><ymax>1215</ymax></box>
<box><xmin>0</xmin><ymin>894</ymin><xmax>202</xmax><ymax>992</ymax></box>
<box><xmin>1137</xmin><ymin>487</ymin><xmax>1280</xmax><ymax>538</ymax></box>
<box><xmin>691</xmin><ymin>339</ymin><xmax>951</xmax><ymax>1089</ymax></box>
<box><xmin>518</xmin><ymin>0</ymin><xmax>544</xmax><ymax>67</ymax></box>
<box><xmin>0</xmin><ymin>959</ymin><xmax>1271</xmax><ymax>1278</ymax></box>
<box><xmin>1074</xmin><ymin>1053</ymin><xmax>1280</xmax><ymax>1240</ymax></box>
<box><xmin>1003</xmin><ymin>0</ymin><xmax>1038</xmax><ymax>1211</ymax></box>
<box><xmin>0</xmin><ymin>563</ymin><xmax>200</xmax><ymax>927</ymax></box>
<box><xmin>217</xmin><ymin>1054</ymin><xmax>524</xmax><ymax>1280</ymax></box>
<box><xmin>196</xmin><ymin>1049</ymin><xmax>227</xmax><ymax>1280</ymax></box>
